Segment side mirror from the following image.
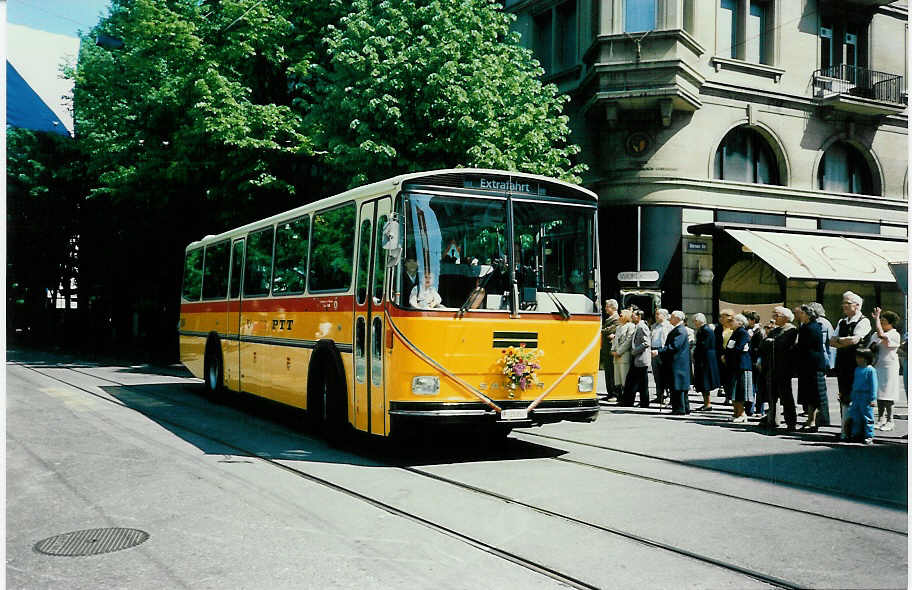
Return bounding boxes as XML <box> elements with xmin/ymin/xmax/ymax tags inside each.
<box><xmin>381</xmin><ymin>218</ymin><xmax>401</xmax><ymax>267</ymax></box>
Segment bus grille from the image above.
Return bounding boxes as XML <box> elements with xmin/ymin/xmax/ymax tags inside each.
<box><xmin>493</xmin><ymin>331</ymin><xmax>538</xmax><ymax>348</ymax></box>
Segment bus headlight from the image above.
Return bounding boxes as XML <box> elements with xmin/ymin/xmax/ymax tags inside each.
<box><xmin>577</xmin><ymin>374</ymin><xmax>594</xmax><ymax>393</ymax></box>
<box><xmin>411</xmin><ymin>376</ymin><xmax>439</xmax><ymax>395</ymax></box>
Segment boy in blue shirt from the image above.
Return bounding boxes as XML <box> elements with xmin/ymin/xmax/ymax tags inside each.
<box><xmin>843</xmin><ymin>348</ymin><xmax>878</xmax><ymax>444</ymax></box>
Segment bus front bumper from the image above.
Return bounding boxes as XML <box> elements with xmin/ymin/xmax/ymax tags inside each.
<box><xmin>388</xmin><ymin>398</ymin><xmax>599</xmax><ymax>428</ymax></box>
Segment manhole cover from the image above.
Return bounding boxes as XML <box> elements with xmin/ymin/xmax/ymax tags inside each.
<box><xmin>34</xmin><ymin>528</ymin><xmax>149</xmax><ymax>556</ymax></box>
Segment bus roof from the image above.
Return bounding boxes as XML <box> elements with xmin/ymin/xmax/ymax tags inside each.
<box><xmin>186</xmin><ymin>168</ymin><xmax>597</xmax><ymax>249</ymax></box>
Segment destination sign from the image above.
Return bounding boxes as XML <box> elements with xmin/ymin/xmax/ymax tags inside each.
<box><xmin>464</xmin><ymin>177</ymin><xmax>539</xmax><ymax>195</ymax></box>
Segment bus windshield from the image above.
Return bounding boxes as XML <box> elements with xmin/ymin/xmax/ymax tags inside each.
<box><xmin>400</xmin><ymin>192</ymin><xmax>597</xmax><ymax>314</ymax></box>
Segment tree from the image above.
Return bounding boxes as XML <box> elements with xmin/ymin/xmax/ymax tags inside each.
<box><xmin>6</xmin><ymin>129</ymin><xmax>87</xmax><ymax>342</ymax></box>
<box><xmin>68</xmin><ymin>0</ymin><xmax>345</xmax><ymax>358</ymax></box>
<box><xmin>306</xmin><ymin>0</ymin><xmax>585</xmax><ymax>188</ymax></box>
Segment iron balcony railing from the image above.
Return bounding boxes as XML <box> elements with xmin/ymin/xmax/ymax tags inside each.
<box><xmin>812</xmin><ymin>64</ymin><xmax>905</xmax><ymax>105</ymax></box>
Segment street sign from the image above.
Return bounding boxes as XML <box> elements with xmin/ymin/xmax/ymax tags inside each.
<box><xmin>617</xmin><ymin>270</ymin><xmax>659</xmax><ymax>282</ymax></box>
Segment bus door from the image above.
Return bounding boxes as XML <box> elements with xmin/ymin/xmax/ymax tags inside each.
<box><xmin>369</xmin><ymin>197</ymin><xmax>391</xmax><ymax>436</ymax></box>
<box><xmin>353</xmin><ymin>202</ymin><xmax>375</xmax><ymax>432</ymax></box>
<box><xmin>226</xmin><ymin>238</ymin><xmax>245</xmax><ymax>392</ymax></box>
<box><xmin>353</xmin><ymin>196</ymin><xmax>391</xmax><ymax>435</ymax></box>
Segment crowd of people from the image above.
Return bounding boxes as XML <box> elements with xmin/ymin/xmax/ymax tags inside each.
<box><xmin>600</xmin><ymin>292</ymin><xmax>905</xmax><ymax>444</ymax></box>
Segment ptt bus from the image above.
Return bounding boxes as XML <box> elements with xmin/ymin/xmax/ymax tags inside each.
<box><xmin>178</xmin><ymin>169</ymin><xmax>601</xmax><ymax>439</ymax></box>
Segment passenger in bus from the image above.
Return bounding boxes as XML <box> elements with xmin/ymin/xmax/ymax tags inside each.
<box><xmin>409</xmin><ymin>273</ymin><xmax>442</xmax><ymax>309</ymax></box>
<box><xmin>402</xmin><ymin>258</ymin><xmax>419</xmax><ymax>306</ymax></box>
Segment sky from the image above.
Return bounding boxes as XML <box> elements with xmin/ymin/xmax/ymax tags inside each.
<box><xmin>7</xmin><ymin>0</ymin><xmax>112</xmax><ymax>38</ymax></box>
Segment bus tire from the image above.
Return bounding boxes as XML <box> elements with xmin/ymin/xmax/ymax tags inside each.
<box><xmin>203</xmin><ymin>336</ymin><xmax>224</xmax><ymax>397</ymax></box>
<box><xmin>307</xmin><ymin>344</ymin><xmax>349</xmax><ymax>443</ymax></box>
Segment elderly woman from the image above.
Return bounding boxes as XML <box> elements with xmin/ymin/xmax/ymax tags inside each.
<box><xmin>795</xmin><ymin>303</ymin><xmax>830</xmax><ymax>432</ymax></box>
<box><xmin>612</xmin><ymin>309</ymin><xmax>635</xmax><ymax>398</ymax></box>
<box><xmin>759</xmin><ymin>307</ymin><xmax>798</xmax><ymax>431</ymax></box>
<box><xmin>871</xmin><ymin>308</ymin><xmax>902</xmax><ymax>431</ymax></box>
<box><xmin>725</xmin><ymin>313</ymin><xmax>753</xmax><ymax>423</ymax></box>
<box><xmin>692</xmin><ymin>313</ymin><xmax>720</xmax><ymax>411</ymax></box>
<box><xmin>808</xmin><ymin>302</ymin><xmax>836</xmax><ymax>371</ymax></box>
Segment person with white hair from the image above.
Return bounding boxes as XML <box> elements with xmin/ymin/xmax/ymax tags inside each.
<box><xmin>693</xmin><ymin>313</ymin><xmax>720</xmax><ymax>411</ymax></box>
<box><xmin>650</xmin><ymin>308</ymin><xmax>672</xmax><ymax>405</ymax></box>
<box><xmin>656</xmin><ymin>310</ymin><xmax>691</xmax><ymax>414</ymax></box>
<box><xmin>601</xmin><ymin>299</ymin><xmax>620</xmax><ymax>397</ymax></box>
<box><xmin>808</xmin><ymin>302</ymin><xmax>836</xmax><ymax>370</ymax></box>
<box><xmin>725</xmin><ymin>314</ymin><xmax>754</xmax><ymax>422</ymax></box>
<box><xmin>830</xmin><ymin>291</ymin><xmax>872</xmax><ymax>436</ymax></box>
<box><xmin>758</xmin><ymin>307</ymin><xmax>798</xmax><ymax>431</ymax></box>
<box><xmin>611</xmin><ymin>309</ymin><xmax>635</xmax><ymax>398</ymax></box>
<box><xmin>795</xmin><ymin>304</ymin><xmax>831</xmax><ymax>432</ymax></box>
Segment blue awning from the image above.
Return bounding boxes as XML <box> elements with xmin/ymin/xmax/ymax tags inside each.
<box><xmin>6</xmin><ymin>62</ymin><xmax>71</xmax><ymax>136</ymax></box>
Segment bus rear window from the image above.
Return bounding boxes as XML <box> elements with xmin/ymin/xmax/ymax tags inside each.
<box><xmin>202</xmin><ymin>241</ymin><xmax>230</xmax><ymax>299</ymax></box>
<box><xmin>309</xmin><ymin>203</ymin><xmax>356</xmax><ymax>292</ymax></box>
<box><xmin>182</xmin><ymin>248</ymin><xmax>203</xmax><ymax>301</ymax></box>
<box><xmin>244</xmin><ymin>227</ymin><xmax>274</xmax><ymax>297</ymax></box>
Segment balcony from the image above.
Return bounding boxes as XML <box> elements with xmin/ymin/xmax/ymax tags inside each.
<box><xmin>580</xmin><ymin>29</ymin><xmax>705</xmax><ymax>127</ymax></box>
<box><xmin>812</xmin><ymin>65</ymin><xmax>906</xmax><ymax>116</ymax></box>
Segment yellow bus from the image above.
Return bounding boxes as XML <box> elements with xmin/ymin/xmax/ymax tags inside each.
<box><xmin>179</xmin><ymin>169</ymin><xmax>601</xmax><ymax>438</ymax></box>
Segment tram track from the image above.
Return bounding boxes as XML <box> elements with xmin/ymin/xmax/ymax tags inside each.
<box><xmin>518</xmin><ymin>430</ymin><xmax>909</xmax><ymax>510</ymax></box>
<box><xmin>11</xmin><ymin>362</ymin><xmax>601</xmax><ymax>590</ymax></box>
<box><xmin>12</xmin><ymin>360</ymin><xmax>894</xmax><ymax>589</ymax></box>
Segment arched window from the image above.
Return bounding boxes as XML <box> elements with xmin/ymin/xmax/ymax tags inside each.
<box><xmin>713</xmin><ymin>126</ymin><xmax>781</xmax><ymax>185</ymax></box>
<box><xmin>817</xmin><ymin>141</ymin><xmax>875</xmax><ymax>195</ymax></box>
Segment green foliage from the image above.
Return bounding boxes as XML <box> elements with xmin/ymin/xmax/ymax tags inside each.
<box><xmin>306</xmin><ymin>0</ymin><xmax>585</xmax><ymax>188</ymax></box>
<box><xmin>73</xmin><ymin>0</ymin><xmax>337</xmax><ymax>214</ymax></box>
<box><xmin>6</xmin><ymin>128</ymin><xmax>84</xmax><ymax>310</ymax></box>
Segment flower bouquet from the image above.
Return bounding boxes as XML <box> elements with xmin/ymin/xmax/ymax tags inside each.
<box><xmin>498</xmin><ymin>344</ymin><xmax>543</xmax><ymax>393</ymax></box>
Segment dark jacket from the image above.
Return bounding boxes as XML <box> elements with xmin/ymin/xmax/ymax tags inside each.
<box><xmin>748</xmin><ymin>327</ymin><xmax>764</xmax><ymax>369</ymax></box>
<box><xmin>761</xmin><ymin>323</ymin><xmax>797</xmax><ymax>388</ymax></box>
<box><xmin>724</xmin><ymin>326</ymin><xmax>752</xmax><ymax>371</ymax></box>
<box><xmin>693</xmin><ymin>324</ymin><xmax>720</xmax><ymax>392</ymax></box>
<box><xmin>796</xmin><ymin>320</ymin><xmax>828</xmax><ymax>373</ymax></box>
<box><xmin>658</xmin><ymin>322</ymin><xmax>692</xmax><ymax>391</ymax></box>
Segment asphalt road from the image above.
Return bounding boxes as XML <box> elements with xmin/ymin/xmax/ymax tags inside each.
<box><xmin>6</xmin><ymin>351</ymin><xmax>908</xmax><ymax>589</ymax></box>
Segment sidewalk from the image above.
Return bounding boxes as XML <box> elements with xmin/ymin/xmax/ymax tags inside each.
<box><xmin>596</xmin><ymin>370</ymin><xmax>908</xmax><ymax>443</ymax></box>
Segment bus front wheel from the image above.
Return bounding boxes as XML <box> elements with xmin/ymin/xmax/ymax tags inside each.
<box><xmin>203</xmin><ymin>338</ymin><xmax>224</xmax><ymax>396</ymax></box>
<box><xmin>308</xmin><ymin>359</ymin><xmax>348</xmax><ymax>443</ymax></box>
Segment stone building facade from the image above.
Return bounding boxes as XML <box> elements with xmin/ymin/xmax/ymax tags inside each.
<box><xmin>505</xmin><ymin>0</ymin><xmax>908</xmax><ymax>322</ymax></box>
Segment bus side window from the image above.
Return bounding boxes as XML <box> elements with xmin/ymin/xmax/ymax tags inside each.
<box><xmin>273</xmin><ymin>216</ymin><xmax>310</xmax><ymax>296</ymax></box>
<box><xmin>356</xmin><ymin>219</ymin><xmax>372</xmax><ymax>305</ymax></box>
<box><xmin>372</xmin><ymin>214</ymin><xmax>388</xmax><ymax>304</ymax></box>
<box><xmin>309</xmin><ymin>203</ymin><xmax>356</xmax><ymax>293</ymax></box>
<box><xmin>202</xmin><ymin>241</ymin><xmax>230</xmax><ymax>300</ymax></box>
<box><xmin>182</xmin><ymin>247</ymin><xmax>203</xmax><ymax>301</ymax></box>
<box><xmin>244</xmin><ymin>227</ymin><xmax>274</xmax><ymax>297</ymax></box>
<box><xmin>229</xmin><ymin>240</ymin><xmax>245</xmax><ymax>299</ymax></box>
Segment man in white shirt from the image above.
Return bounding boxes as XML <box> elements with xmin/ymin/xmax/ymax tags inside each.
<box><xmin>831</xmin><ymin>291</ymin><xmax>872</xmax><ymax>427</ymax></box>
<box><xmin>650</xmin><ymin>308</ymin><xmax>671</xmax><ymax>405</ymax></box>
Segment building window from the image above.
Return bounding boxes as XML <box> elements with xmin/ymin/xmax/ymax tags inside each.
<box><xmin>625</xmin><ymin>0</ymin><xmax>656</xmax><ymax>33</ymax></box>
<box><xmin>533</xmin><ymin>1</ymin><xmax>577</xmax><ymax>75</ymax></box>
<box><xmin>718</xmin><ymin>0</ymin><xmax>773</xmax><ymax>64</ymax></box>
<box><xmin>819</xmin><ymin>10</ymin><xmax>868</xmax><ymax>78</ymax></box>
<box><xmin>534</xmin><ymin>9</ymin><xmax>553</xmax><ymax>72</ymax></box>
<box><xmin>713</xmin><ymin>126</ymin><xmax>781</xmax><ymax>185</ymax></box>
<box><xmin>817</xmin><ymin>141</ymin><xmax>875</xmax><ymax>196</ymax></box>
<box><xmin>556</xmin><ymin>1</ymin><xmax>577</xmax><ymax>68</ymax></box>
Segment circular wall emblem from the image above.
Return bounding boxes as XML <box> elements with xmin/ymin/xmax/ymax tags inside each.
<box><xmin>625</xmin><ymin>132</ymin><xmax>652</xmax><ymax>157</ymax></box>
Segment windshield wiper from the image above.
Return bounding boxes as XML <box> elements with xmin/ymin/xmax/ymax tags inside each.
<box><xmin>542</xmin><ymin>288</ymin><xmax>571</xmax><ymax>320</ymax></box>
<box><xmin>458</xmin><ymin>259</ymin><xmax>504</xmax><ymax>317</ymax></box>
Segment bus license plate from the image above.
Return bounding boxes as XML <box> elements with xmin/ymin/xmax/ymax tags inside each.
<box><xmin>500</xmin><ymin>409</ymin><xmax>528</xmax><ymax>421</ymax></box>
